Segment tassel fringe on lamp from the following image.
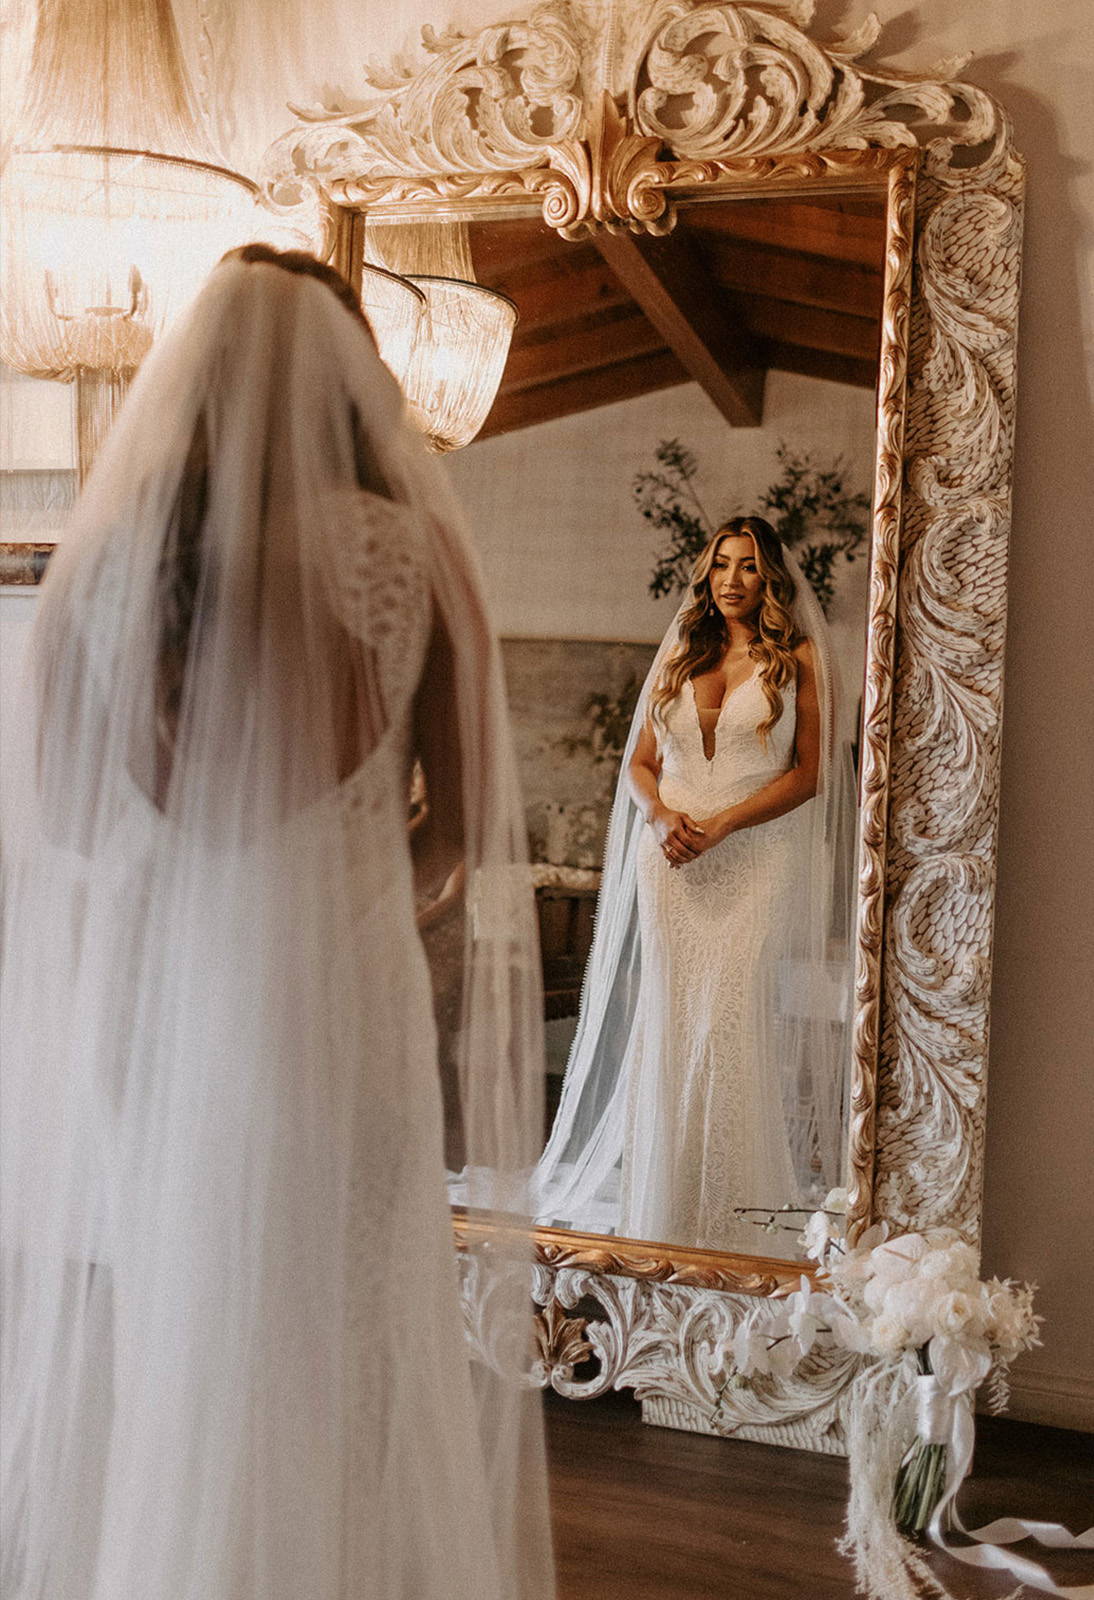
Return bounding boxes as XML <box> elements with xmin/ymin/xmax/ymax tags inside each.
<box><xmin>0</xmin><ymin>0</ymin><xmax>310</xmax><ymax>482</ymax></box>
<box><xmin>363</xmin><ymin>220</ymin><xmax>517</xmax><ymax>453</ymax></box>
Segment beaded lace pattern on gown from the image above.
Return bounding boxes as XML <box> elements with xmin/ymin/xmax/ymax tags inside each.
<box><xmin>81</xmin><ymin>497</ymin><xmax>502</xmax><ymax>1596</ymax></box>
<box><xmin>619</xmin><ymin>668</ymin><xmax>808</xmax><ymax>1254</ymax></box>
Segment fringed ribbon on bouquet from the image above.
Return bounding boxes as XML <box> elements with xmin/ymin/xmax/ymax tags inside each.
<box><xmin>841</xmin><ymin>1361</ymin><xmax>1094</xmax><ymax>1600</ymax></box>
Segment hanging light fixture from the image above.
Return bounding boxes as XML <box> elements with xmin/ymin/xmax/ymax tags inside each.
<box><xmin>358</xmin><ymin>262</ymin><xmax>427</xmax><ymax>393</ymax></box>
<box><xmin>363</xmin><ymin>221</ymin><xmax>516</xmax><ymax>453</ymax></box>
<box><xmin>1</xmin><ymin>0</ymin><xmax>317</xmax><ymax>482</ymax></box>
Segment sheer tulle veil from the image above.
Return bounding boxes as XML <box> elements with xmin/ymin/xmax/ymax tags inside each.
<box><xmin>0</xmin><ymin>259</ymin><xmax>551</xmax><ymax>1600</ymax></box>
<box><xmin>535</xmin><ymin>538</ymin><xmax>857</xmax><ymax>1238</ymax></box>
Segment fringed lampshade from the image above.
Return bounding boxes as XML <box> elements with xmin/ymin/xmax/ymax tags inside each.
<box><xmin>359</xmin><ymin>262</ymin><xmax>427</xmax><ymax>393</ymax></box>
<box><xmin>401</xmin><ymin>275</ymin><xmax>517</xmax><ymax>453</ymax></box>
<box><xmin>1</xmin><ymin>0</ymin><xmax>316</xmax><ymax>478</ymax></box>
<box><xmin>363</xmin><ymin>220</ymin><xmax>516</xmax><ymax>452</ymax></box>
<box><xmin>1</xmin><ymin>149</ymin><xmax>259</xmax><ymax>382</ymax></box>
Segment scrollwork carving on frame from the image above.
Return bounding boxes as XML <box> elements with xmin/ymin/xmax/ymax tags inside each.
<box><xmin>261</xmin><ymin>0</ymin><xmax>1011</xmax><ymax>239</ymax></box>
<box><xmin>460</xmin><ymin>1255</ymin><xmax>856</xmax><ymax>1451</ymax></box>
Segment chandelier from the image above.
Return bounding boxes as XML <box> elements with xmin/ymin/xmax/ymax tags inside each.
<box><xmin>1</xmin><ymin>0</ymin><xmax>314</xmax><ymax>480</ymax></box>
<box><xmin>362</xmin><ymin>221</ymin><xmax>516</xmax><ymax>453</ymax></box>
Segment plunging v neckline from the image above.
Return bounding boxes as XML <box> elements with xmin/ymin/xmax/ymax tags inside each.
<box><xmin>689</xmin><ymin>667</ymin><xmax>758</xmax><ymax>763</ymax></box>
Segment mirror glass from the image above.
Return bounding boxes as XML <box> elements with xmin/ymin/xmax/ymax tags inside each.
<box><xmin>437</xmin><ymin>189</ymin><xmax>888</xmax><ymax>1262</ymax></box>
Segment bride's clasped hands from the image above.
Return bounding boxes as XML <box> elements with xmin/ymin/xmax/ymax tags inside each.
<box><xmin>649</xmin><ymin>803</ymin><xmax>739</xmax><ymax>867</ymax></box>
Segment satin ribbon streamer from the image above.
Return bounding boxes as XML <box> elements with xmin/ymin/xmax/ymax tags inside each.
<box><xmin>917</xmin><ymin>1376</ymin><xmax>1094</xmax><ymax>1597</ymax></box>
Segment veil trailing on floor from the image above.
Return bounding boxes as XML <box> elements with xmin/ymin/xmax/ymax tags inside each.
<box><xmin>535</xmin><ymin>543</ymin><xmax>857</xmax><ymax>1242</ymax></box>
<box><xmin>0</xmin><ymin>259</ymin><xmax>551</xmax><ymax>1600</ymax></box>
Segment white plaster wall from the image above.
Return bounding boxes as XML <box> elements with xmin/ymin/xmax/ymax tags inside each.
<box><xmin>445</xmin><ymin>368</ymin><xmax>877</xmax><ymax>649</ymax></box>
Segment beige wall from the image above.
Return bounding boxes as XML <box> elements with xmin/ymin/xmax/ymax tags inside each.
<box><xmin>854</xmin><ymin>0</ymin><xmax>1094</xmax><ymax>1427</ymax></box>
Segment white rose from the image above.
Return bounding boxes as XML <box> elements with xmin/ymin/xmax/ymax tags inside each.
<box><xmin>932</xmin><ymin>1290</ymin><xmax>982</xmax><ymax>1339</ymax></box>
<box><xmin>864</xmin><ymin>1275</ymin><xmax>890</xmax><ymax>1315</ymax></box>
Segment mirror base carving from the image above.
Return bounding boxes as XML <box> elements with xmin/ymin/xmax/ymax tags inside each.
<box><xmin>461</xmin><ymin>1256</ymin><xmax>855</xmax><ymax>1453</ymax></box>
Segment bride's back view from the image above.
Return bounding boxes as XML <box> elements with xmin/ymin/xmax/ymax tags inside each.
<box><xmin>0</xmin><ymin>250</ymin><xmax>552</xmax><ymax>1600</ymax></box>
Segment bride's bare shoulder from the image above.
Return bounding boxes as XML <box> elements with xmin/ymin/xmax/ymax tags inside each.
<box><xmin>791</xmin><ymin>636</ymin><xmax>816</xmax><ymax>676</ymax></box>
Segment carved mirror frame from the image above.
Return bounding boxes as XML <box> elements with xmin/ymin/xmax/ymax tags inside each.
<box><xmin>262</xmin><ymin>0</ymin><xmax>1023</xmax><ymax>1449</ymax></box>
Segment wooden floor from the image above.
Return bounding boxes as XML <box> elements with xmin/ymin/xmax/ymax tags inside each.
<box><xmin>545</xmin><ymin>1390</ymin><xmax>1094</xmax><ymax>1600</ymax></box>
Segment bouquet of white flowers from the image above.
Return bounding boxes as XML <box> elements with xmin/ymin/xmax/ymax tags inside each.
<box><xmin>719</xmin><ymin>1196</ymin><xmax>1094</xmax><ymax>1600</ymax></box>
<box><xmin>810</xmin><ymin>1215</ymin><xmax>1038</xmax><ymax>1533</ymax></box>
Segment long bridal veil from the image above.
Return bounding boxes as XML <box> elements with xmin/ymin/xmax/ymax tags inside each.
<box><xmin>535</xmin><ymin>542</ymin><xmax>857</xmax><ymax>1241</ymax></box>
<box><xmin>0</xmin><ymin>259</ymin><xmax>550</xmax><ymax>1600</ymax></box>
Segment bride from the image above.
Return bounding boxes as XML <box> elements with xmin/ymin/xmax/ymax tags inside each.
<box><xmin>537</xmin><ymin>517</ymin><xmax>855</xmax><ymax>1254</ymax></box>
<box><xmin>0</xmin><ymin>248</ymin><xmax>552</xmax><ymax>1600</ymax></box>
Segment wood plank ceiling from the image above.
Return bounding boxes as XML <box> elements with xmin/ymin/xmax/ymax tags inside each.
<box><xmin>469</xmin><ymin>194</ymin><xmax>887</xmax><ymax>440</ymax></box>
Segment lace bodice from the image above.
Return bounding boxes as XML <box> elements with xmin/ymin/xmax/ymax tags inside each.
<box><xmin>657</xmin><ymin>666</ymin><xmax>797</xmax><ymax>813</ymax></box>
<box><xmin>322</xmin><ymin>489</ymin><xmax>432</xmax><ymax>733</ymax></box>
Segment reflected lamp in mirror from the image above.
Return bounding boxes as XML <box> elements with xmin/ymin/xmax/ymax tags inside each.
<box><xmin>359</xmin><ymin>263</ymin><xmax>428</xmax><ymax>394</ymax></box>
<box><xmin>363</xmin><ymin>220</ymin><xmax>517</xmax><ymax>453</ymax></box>
<box><xmin>402</xmin><ymin>274</ymin><xmax>517</xmax><ymax>453</ymax></box>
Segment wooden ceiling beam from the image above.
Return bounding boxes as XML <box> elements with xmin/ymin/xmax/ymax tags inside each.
<box><xmin>480</xmin><ymin>350</ymin><xmax>689</xmax><ymax>439</ymax></box>
<box><xmin>592</xmin><ymin>231</ymin><xmax>765</xmax><ymax>427</ymax></box>
<box><xmin>730</xmin><ymin>293</ymin><xmax>881</xmax><ymax>363</ymax></box>
<box><xmin>684</xmin><ymin>200</ymin><xmax>886</xmax><ymax>268</ymax></box>
<box><xmin>760</xmin><ymin>340</ymin><xmax>878</xmax><ymax>391</ymax></box>
<box><xmin>476</xmin><ymin>246</ymin><xmax>631</xmax><ymax>332</ymax></box>
<box><xmin>501</xmin><ymin>311</ymin><xmax>666</xmax><ymax>393</ymax></box>
<box><xmin>698</xmin><ymin>235</ymin><xmax>883</xmax><ymax>320</ymax></box>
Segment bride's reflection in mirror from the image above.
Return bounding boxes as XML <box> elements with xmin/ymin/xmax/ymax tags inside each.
<box><xmin>439</xmin><ymin>190</ymin><xmax>884</xmax><ymax>1260</ymax></box>
<box><xmin>535</xmin><ymin>514</ymin><xmax>857</xmax><ymax>1253</ymax></box>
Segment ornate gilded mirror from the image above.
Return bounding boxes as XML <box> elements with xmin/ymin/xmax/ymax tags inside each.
<box><xmin>262</xmin><ymin>0</ymin><xmax>1024</xmax><ymax>1447</ymax></box>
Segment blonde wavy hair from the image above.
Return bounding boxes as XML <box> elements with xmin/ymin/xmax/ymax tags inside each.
<box><xmin>650</xmin><ymin>516</ymin><xmax>802</xmax><ymax>745</ymax></box>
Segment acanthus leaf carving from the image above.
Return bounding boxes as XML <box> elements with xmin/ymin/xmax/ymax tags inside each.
<box><xmin>260</xmin><ymin>0</ymin><xmax>1010</xmax><ymax>238</ymax></box>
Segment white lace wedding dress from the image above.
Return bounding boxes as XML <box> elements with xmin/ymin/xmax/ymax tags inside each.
<box><xmin>1</xmin><ymin>258</ymin><xmax>551</xmax><ymax>1600</ymax></box>
<box><xmin>619</xmin><ymin>668</ymin><xmax>806</xmax><ymax>1253</ymax></box>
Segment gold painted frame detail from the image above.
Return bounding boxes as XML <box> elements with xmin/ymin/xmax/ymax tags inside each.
<box><xmin>265</xmin><ymin>1</ymin><xmax>1024</xmax><ymax>1448</ymax></box>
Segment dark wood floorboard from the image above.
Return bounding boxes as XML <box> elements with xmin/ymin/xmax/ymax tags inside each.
<box><xmin>545</xmin><ymin>1390</ymin><xmax>1094</xmax><ymax>1600</ymax></box>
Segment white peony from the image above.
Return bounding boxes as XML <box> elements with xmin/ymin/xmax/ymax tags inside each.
<box><xmin>867</xmin><ymin>1234</ymin><xmax>930</xmax><ymax>1288</ymax></box>
<box><xmin>870</xmin><ymin>1313</ymin><xmax>911</xmax><ymax>1358</ymax></box>
<box><xmin>880</xmin><ymin>1278</ymin><xmax>938</xmax><ymax>1346</ymax></box>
